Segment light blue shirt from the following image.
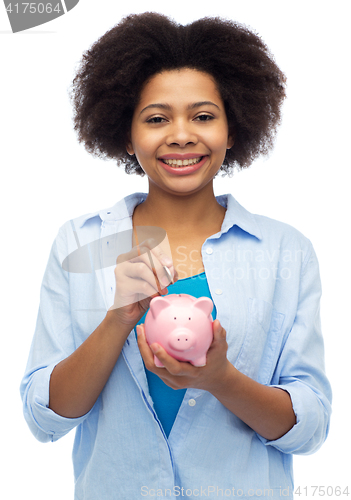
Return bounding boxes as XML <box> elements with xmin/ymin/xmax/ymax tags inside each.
<box><xmin>20</xmin><ymin>192</ymin><xmax>332</xmax><ymax>499</ymax></box>
<box><xmin>135</xmin><ymin>272</ymin><xmax>218</xmax><ymax>437</ymax></box>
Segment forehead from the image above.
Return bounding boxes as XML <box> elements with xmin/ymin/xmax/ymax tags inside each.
<box><xmin>136</xmin><ymin>68</ymin><xmax>223</xmax><ymax>108</ymax></box>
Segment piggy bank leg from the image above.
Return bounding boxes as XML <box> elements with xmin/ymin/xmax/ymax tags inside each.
<box><xmin>191</xmin><ymin>355</ymin><xmax>207</xmax><ymax>367</ymax></box>
<box><xmin>154</xmin><ymin>355</ymin><xmax>165</xmax><ymax>368</ymax></box>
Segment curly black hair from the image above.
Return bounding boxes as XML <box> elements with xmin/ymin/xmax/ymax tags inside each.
<box><xmin>70</xmin><ymin>12</ymin><xmax>286</xmax><ymax>176</ymax></box>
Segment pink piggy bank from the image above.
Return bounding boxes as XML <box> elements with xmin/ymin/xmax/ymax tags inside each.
<box><xmin>144</xmin><ymin>293</ymin><xmax>214</xmax><ymax>367</ymax></box>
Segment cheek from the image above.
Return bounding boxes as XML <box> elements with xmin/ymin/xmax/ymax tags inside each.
<box><xmin>131</xmin><ymin>130</ymin><xmax>159</xmax><ymax>159</ymax></box>
<box><xmin>206</xmin><ymin>121</ymin><xmax>229</xmax><ymax>146</ymax></box>
<box><xmin>210</xmin><ymin>129</ymin><xmax>231</xmax><ymax>154</ymax></box>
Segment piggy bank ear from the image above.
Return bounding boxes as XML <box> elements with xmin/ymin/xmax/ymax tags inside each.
<box><xmin>192</xmin><ymin>297</ymin><xmax>213</xmax><ymax>317</ymax></box>
<box><xmin>149</xmin><ymin>296</ymin><xmax>171</xmax><ymax>319</ymax></box>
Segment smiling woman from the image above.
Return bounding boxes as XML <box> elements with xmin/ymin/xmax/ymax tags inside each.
<box><xmin>20</xmin><ymin>11</ymin><xmax>332</xmax><ymax>500</ymax></box>
<box><xmin>126</xmin><ymin>69</ymin><xmax>233</xmax><ymax>190</ymax></box>
<box><xmin>70</xmin><ymin>12</ymin><xmax>286</xmax><ymax>176</ymax></box>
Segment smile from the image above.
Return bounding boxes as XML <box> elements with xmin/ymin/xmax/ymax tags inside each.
<box><xmin>158</xmin><ymin>155</ymin><xmax>209</xmax><ymax>175</ymax></box>
<box><xmin>161</xmin><ymin>157</ymin><xmax>204</xmax><ymax>167</ymax></box>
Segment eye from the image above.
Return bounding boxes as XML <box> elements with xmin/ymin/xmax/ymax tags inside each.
<box><xmin>146</xmin><ymin>116</ymin><xmax>166</xmax><ymax>124</ymax></box>
<box><xmin>195</xmin><ymin>114</ymin><xmax>214</xmax><ymax>122</ymax></box>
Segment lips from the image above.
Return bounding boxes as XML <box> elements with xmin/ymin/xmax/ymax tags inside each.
<box><xmin>158</xmin><ymin>155</ymin><xmax>209</xmax><ymax>175</ymax></box>
<box><xmin>158</xmin><ymin>153</ymin><xmax>206</xmax><ymax>160</ymax></box>
<box><xmin>161</xmin><ymin>157</ymin><xmax>204</xmax><ymax>167</ymax></box>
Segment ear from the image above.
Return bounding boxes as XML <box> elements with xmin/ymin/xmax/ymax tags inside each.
<box><xmin>227</xmin><ymin>131</ymin><xmax>235</xmax><ymax>150</ymax></box>
<box><xmin>126</xmin><ymin>133</ymin><xmax>134</xmax><ymax>156</ymax></box>
<box><xmin>126</xmin><ymin>142</ymin><xmax>134</xmax><ymax>156</ymax></box>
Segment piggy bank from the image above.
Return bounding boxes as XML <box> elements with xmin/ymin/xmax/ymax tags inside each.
<box><xmin>144</xmin><ymin>293</ymin><xmax>214</xmax><ymax>367</ymax></box>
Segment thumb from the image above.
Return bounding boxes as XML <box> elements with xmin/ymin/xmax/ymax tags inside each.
<box><xmin>213</xmin><ymin>319</ymin><xmax>226</xmax><ymax>340</ymax></box>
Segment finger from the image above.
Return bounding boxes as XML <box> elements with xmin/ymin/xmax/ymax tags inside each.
<box><xmin>204</xmin><ymin>321</ymin><xmax>228</xmax><ymax>363</ymax></box>
<box><xmin>138</xmin><ymin>325</ymin><xmax>191</xmax><ymax>375</ymax></box>
<box><xmin>131</xmin><ymin>241</ymin><xmax>174</xmax><ymax>289</ymax></box>
<box><xmin>143</xmin><ymin>240</ymin><xmax>176</xmax><ymax>288</ymax></box>
<box><xmin>135</xmin><ymin>236</ymin><xmax>175</xmax><ymax>286</ymax></box>
<box><xmin>118</xmin><ymin>235</ymin><xmax>176</xmax><ymax>289</ymax></box>
<box><xmin>211</xmin><ymin>320</ymin><xmax>227</xmax><ymax>344</ymax></box>
<box><xmin>148</xmin><ymin>343</ymin><xmax>195</xmax><ymax>377</ymax></box>
<box><xmin>118</xmin><ymin>256</ymin><xmax>169</xmax><ymax>297</ymax></box>
<box><xmin>115</xmin><ymin>267</ymin><xmax>162</xmax><ymax>301</ymax></box>
<box><xmin>172</xmin><ymin>267</ymin><xmax>179</xmax><ymax>284</ymax></box>
<box><xmin>136</xmin><ymin>325</ymin><xmax>157</xmax><ymax>368</ymax></box>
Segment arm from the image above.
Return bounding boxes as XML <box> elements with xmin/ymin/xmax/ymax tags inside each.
<box><xmin>137</xmin><ymin>320</ymin><xmax>295</xmax><ymax>441</ymax></box>
<box><xmin>20</xmin><ymin>224</ymin><xmax>176</xmax><ymax>439</ymax></box>
<box><xmin>137</xmin><ymin>242</ymin><xmax>332</xmax><ymax>452</ymax></box>
<box><xmin>206</xmin><ymin>350</ymin><xmax>296</xmax><ymax>441</ymax></box>
<box><xmin>49</xmin><ymin>310</ymin><xmax>131</xmax><ymax>418</ymax></box>
<box><xmin>50</xmin><ymin>238</ymin><xmax>177</xmax><ymax>418</ymax></box>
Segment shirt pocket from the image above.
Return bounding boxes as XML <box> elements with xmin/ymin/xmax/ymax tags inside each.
<box><xmin>234</xmin><ymin>298</ymin><xmax>285</xmax><ymax>384</ymax></box>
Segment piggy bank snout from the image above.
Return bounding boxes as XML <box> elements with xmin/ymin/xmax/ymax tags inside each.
<box><xmin>168</xmin><ymin>329</ymin><xmax>195</xmax><ymax>352</ymax></box>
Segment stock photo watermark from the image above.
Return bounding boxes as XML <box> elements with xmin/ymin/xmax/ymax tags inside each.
<box><xmin>140</xmin><ymin>485</ymin><xmax>350</xmax><ymax>497</ymax></box>
<box><xmin>141</xmin><ymin>486</ymin><xmax>290</xmax><ymax>497</ymax></box>
<box><xmin>3</xmin><ymin>0</ymin><xmax>79</xmax><ymax>32</ymax></box>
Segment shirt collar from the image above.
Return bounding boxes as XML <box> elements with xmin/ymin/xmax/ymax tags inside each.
<box><xmin>216</xmin><ymin>193</ymin><xmax>262</xmax><ymax>240</ymax></box>
<box><xmin>77</xmin><ymin>192</ymin><xmax>148</xmax><ymax>228</ymax></box>
<box><xmin>78</xmin><ymin>192</ymin><xmax>262</xmax><ymax>240</ymax></box>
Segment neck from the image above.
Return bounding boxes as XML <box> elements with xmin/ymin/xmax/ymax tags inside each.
<box><xmin>133</xmin><ymin>182</ymin><xmax>225</xmax><ymax>235</ymax></box>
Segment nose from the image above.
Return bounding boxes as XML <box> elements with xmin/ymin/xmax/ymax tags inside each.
<box><xmin>166</xmin><ymin>120</ymin><xmax>198</xmax><ymax>148</ymax></box>
<box><xmin>169</xmin><ymin>329</ymin><xmax>195</xmax><ymax>351</ymax></box>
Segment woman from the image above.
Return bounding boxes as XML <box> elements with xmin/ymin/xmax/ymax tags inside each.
<box><xmin>20</xmin><ymin>13</ymin><xmax>332</xmax><ymax>499</ymax></box>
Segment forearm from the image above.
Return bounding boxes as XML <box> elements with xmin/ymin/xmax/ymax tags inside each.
<box><xmin>210</xmin><ymin>363</ymin><xmax>296</xmax><ymax>441</ymax></box>
<box><xmin>49</xmin><ymin>310</ymin><xmax>131</xmax><ymax>418</ymax></box>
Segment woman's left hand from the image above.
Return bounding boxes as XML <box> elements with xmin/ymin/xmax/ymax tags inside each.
<box><xmin>136</xmin><ymin>319</ymin><xmax>232</xmax><ymax>392</ymax></box>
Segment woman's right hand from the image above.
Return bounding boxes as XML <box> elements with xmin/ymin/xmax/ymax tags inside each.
<box><xmin>107</xmin><ymin>238</ymin><xmax>177</xmax><ymax>330</ymax></box>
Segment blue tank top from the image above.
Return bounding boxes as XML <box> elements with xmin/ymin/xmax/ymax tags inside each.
<box><xmin>134</xmin><ymin>271</ymin><xmax>217</xmax><ymax>437</ymax></box>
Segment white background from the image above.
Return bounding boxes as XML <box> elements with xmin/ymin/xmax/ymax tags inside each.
<box><xmin>1</xmin><ymin>1</ymin><xmax>350</xmax><ymax>498</ymax></box>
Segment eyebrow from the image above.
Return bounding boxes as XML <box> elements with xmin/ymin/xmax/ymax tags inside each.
<box><xmin>139</xmin><ymin>101</ymin><xmax>220</xmax><ymax>115</ymax></box>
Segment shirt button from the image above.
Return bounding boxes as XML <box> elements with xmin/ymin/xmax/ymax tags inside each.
<box><xmin>206</xmin><ymin>248</ymin><xmax>213</xmax><ymax>255</ymax></box>
<box><xmin>215</xmin><ymin>289</ymin><xmax>223</xmax><ymax>295</ymax></box>
<box><xmin>188</xmin><ymin>399</ymin><xmax>196</xmax><ymax>407</ymax></box>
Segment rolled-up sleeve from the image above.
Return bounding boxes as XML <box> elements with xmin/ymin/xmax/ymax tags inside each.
<box><xmin>258</xmin><ymin>243</ymin><xmax>332</xmax><ymax>454</ymax></box>
<box><xmin>20</xmin><ymin>228</ymin><xmax>92</xmax><ymax>443</ymax></box>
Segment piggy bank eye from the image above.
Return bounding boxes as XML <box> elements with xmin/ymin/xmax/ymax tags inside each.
<box><xmin>188</xmin><ymin>317</ymin><xmax>191</xmax><ymax>320</ymax></box>
<box><xmin>174</xmin><ymin>317</ymin><xmax>177</xmax><ymax>320</ymax></box>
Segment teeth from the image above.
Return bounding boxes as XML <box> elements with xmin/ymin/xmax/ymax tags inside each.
<box><xmin>162</xmin><ymin>157</ymin><xmax>203</xmax><ymax>167</ymax></box>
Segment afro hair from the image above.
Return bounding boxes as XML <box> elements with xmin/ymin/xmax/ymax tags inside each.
<box><xmin>70</xmin><ymin>12</ymin><xmax>286</xmax><ymax>176</ymax></box>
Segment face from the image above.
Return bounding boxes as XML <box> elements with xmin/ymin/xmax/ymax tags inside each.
<box><xmin>126</xmin><ymin>68</ymin><xmax>234</xmax><ymax>196</ymax></box>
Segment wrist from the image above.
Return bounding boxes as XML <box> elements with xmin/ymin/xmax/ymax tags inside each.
<box><xmin>104</xmin><ymin>309</ymin><xmax>134</xmax><ymax>339</ymax></box>
<box><xmin>207</xmin><ymin>360</ymin><xmax>238</xmax><ymax>398</ymax></box>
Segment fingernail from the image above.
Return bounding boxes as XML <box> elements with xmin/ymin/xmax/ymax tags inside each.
<box><xmin>150</xmin><ymin>343</ymin><xmax>160</xmax><ymax>353</ymax></box>
<box><xmin>161</xmin><ymin>256</ymin><xmax>173</xmax><ymax>266</ymax></box>
<box><xmin>160</xmin><ymin>275</ymin><xmax>170</xmax><ymax>287</ymax></box>
<box><xmin>162</xmin><ymin>266</ymin><xmax>174</xmax><ymax>284</ymax></box>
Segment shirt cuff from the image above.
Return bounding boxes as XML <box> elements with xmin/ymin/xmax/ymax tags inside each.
<box><xmin>256</xmin><ymin>381</ymin><xmax>331</xmax><ymax>455</ymax></box>
<box><xmin>23</xmin><ymin>362</ymin><xmax>92</xmax><ymax>443</ymax></box>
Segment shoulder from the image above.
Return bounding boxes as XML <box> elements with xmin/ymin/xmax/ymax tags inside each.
<box><xmin>253</xmin><ymin>213</ymin><xmax>318</xmax><ymax>276</ymax></box>
<box><xmin>257</xmin><ymin>209</ymin><xmax>312</xmax><ymax>242</ymax></box>
<box><xmin>54</xmin><ymin>192</ymin><xmax>147</xmax><ymax>259</ymax></box>
<box><xmin>224</xmin><ymin>194</ymin><xmax>313</xmax><ymax>248</ymax></box>
<box><xmin>255</xmin><ymin>212</ymin><xmax>311</xmax><ymax>246</ymax></box>
<box><xmin>221</xmin><ymin>194</ymin><xmax>315</xmax><ymax>268</ymax></box>
<box><xmin>58</xmin><ymin>192</ymin><xmax>147</xmax><ymax>236</ymax></box>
